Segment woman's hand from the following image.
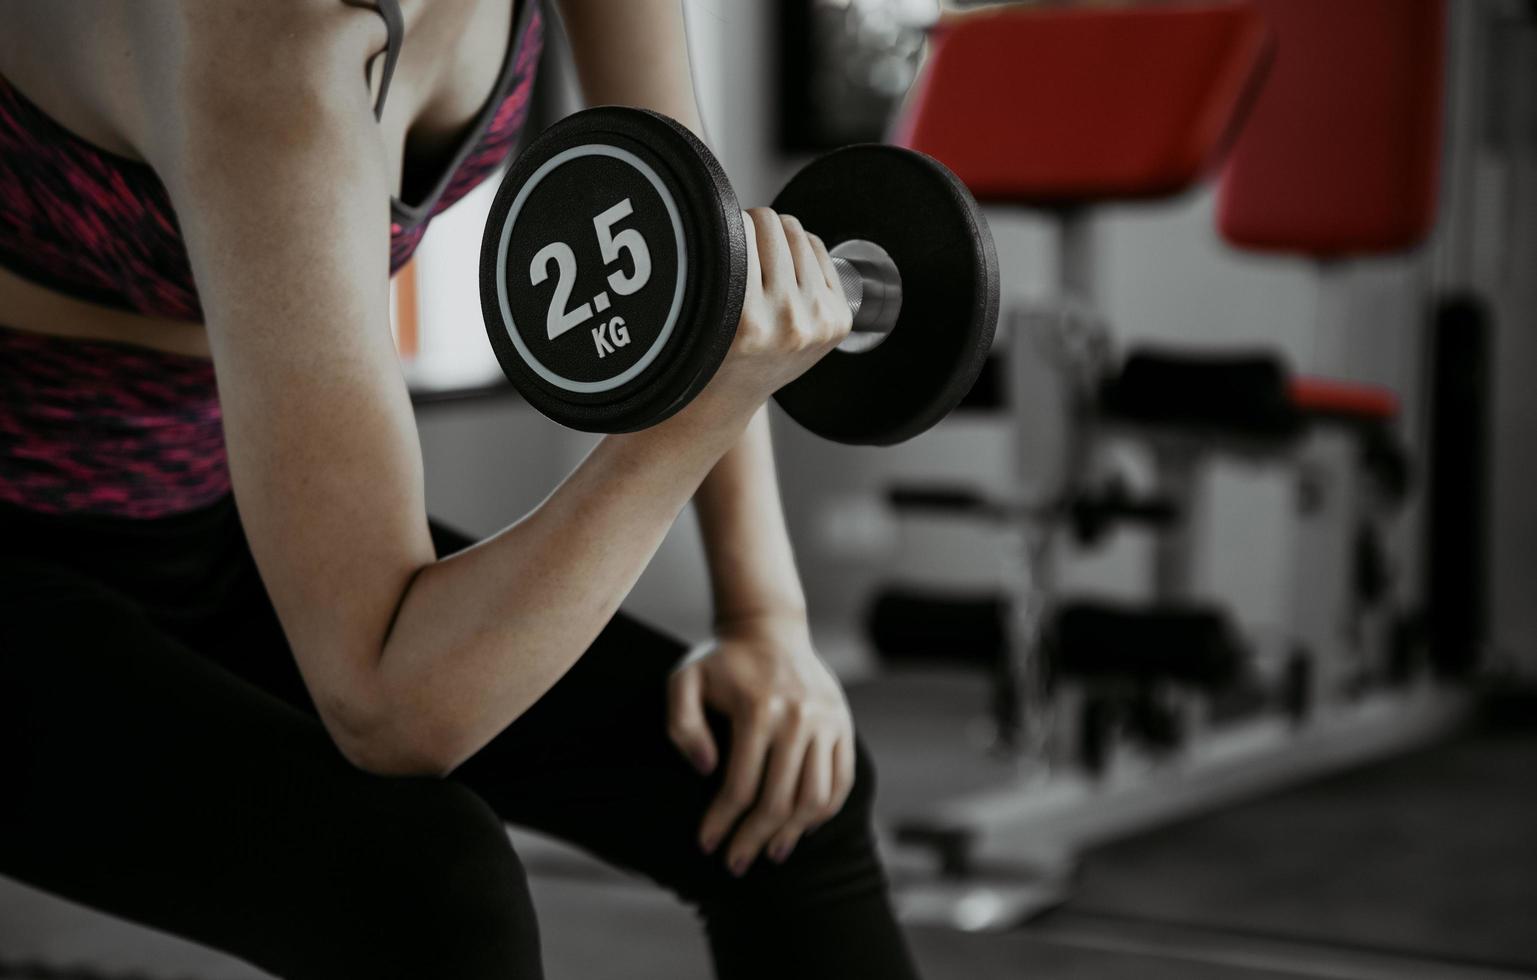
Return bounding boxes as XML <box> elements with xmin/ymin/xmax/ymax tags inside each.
<box><xmin>701</xmin><ymin>209</ymin><xmax>853</xmax><ymax>417</ymax></box>
<box><xmin>667</xmin><ymin>613</ymin><xmax>857</xmax><ymax>875</ymax></box>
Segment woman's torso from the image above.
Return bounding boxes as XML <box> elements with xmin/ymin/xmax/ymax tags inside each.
<box><xmin>0</xmin><ymin>0</ymin><xmax>542</xmax><ymax>517</ymax></box>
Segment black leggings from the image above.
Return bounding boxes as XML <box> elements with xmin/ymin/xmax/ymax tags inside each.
<box><xmin>0</xmin><ymin>496</ymin><xmax>919</xmax><ymax>979</ymax></box>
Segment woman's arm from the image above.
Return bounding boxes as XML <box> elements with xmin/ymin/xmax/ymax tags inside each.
<box><xmin>133</xmin><ymin>0</ymin><xmax>842</xmax><ymax>777</ymax></box>
<box><xmin>558</xmin><ymin>2</ymin><xmax>810</xmax><ymax>620</ymax></box>
<box><xmin>557</xmin><ymin>0</ymin><xmax>855</xmax><ymax>873</ymax></box>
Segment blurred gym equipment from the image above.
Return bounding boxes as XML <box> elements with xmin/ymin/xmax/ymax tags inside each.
<box><xmin>868</xmin><ymin>0</ymin><xmax>1461</xmax><ymax>931</ymax></box>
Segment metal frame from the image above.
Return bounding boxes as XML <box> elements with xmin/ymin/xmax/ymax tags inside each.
<box><xmin>890</xmin><ymin>205</ymin><xmax>1451</xmax><ymax>931</ymax></box>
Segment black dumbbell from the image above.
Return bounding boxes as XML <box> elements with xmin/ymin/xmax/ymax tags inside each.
<box><xmin>479</xmin><ymin>107</ymin><xmax>999</xmax><ymax>446</ymax></box>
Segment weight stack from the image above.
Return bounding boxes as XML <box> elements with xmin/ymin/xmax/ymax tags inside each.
<box><xmin>865</xmin><ymin>588</ymin><xmax>1009</xmax><ymax>671</ymax></box>
<box><xmin>1050</xmin><ymin>600</ymin><xmax>1245</xmax><ymax>691</ymax></box>
<box><xmin>1424</xmin><ymin>293</ymin><xmax>1491</xmax><ymax>678</ymax></box>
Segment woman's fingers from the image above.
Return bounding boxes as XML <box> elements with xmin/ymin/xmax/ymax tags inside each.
<box><xmin>740</xmin><ymin>210</ymin><xmax>764</xmax><ymax>302</ymax></box>
<box><xmin>828</xmin><ymin>732</ymin><xmax>856</xmax><ymax>819</ymax></box>
<box><xmin>780</xmin><ymin>214</ymin><xmax>821</xmax><ymax>291</ymax></box>
<box><xmin>765</xmin><ymin>731</ymin><xmax>834</xmax><ymax>864</ymax></box>
<box><xmin>786</xmin><ymin>223</ymin><xmax>850</xmax><ymax>345</ymax></box>
<box><xmin>666</xmin><ymin>665</ymin><xmax>717</xmax><ymax>776</ymax></box>
<box><xmin>698</xmin><ymin>706</ymin><xmax>773</xmax><ymax>855</ymax></box>
<box><xmin>808</xmin><ymin>232</ymin><xmax>841</xmax><ymax>294</ymax></box>
<box><xmin>693</xmin><ymin>684</ymin><xmax>855</xmax><ymax>875</ymax></box>
<box><xmin>723</xmin><ymin>717</ymin><xmax>811</xmax><ymax>876</ymax></box>
<box><xmin>747</xmin><ymin>207</ymin><xmax>794</xmax><ymax>300</ymax></box>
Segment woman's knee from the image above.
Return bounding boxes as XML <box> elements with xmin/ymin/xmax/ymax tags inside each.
<box><xmin>777</xmin><ymin>731</ymin><xmax>879</xmax><ymax>846</ymax></box>
<box><xmin>712</xmin><ymin>735</ymin><xmax>887</xmax><ymax>911</ymax></box>
<box><xmin>282</xmin><ymin>776</ymin><xmax>541</xmax><ymax>978</ymax></box>
<box><xmin>387</xmin><ymin>778</ymin><xmax>529</xmax><ymax>905</ymax></box>
<box><xmin>799</xmin><ymin>732</ymin><xmax>880</xmax><ymax>854</ymax></box>
<box><xmin>363</xmin><ymin>778</ymin><xmax>536</xmax><ymax>932</ymax></box>
<box><xmin>843</xmin><ymin>732</ymin><xmax>880</xmax><ymax>822</ymax></box>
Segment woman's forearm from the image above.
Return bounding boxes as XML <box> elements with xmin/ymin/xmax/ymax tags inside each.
<box><xmin>345</xmin><ymin>391</ymin><xmax>754</xmax><ymax>775</ymax></box>
<box><xmin>553</xmin><ymin>2</ymin><xmax>808</xmax><ymax>624</ymax></box>
<box><xmin>694</xmin><ymin>408</ymin><xmax>808</xmax><ymax>623</ymax></box>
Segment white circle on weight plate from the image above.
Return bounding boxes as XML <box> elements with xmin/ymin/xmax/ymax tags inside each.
<box><xmin>495</xmin><ymin>144</ymin><xmax>688</xmax><ymax>394</ymax></box>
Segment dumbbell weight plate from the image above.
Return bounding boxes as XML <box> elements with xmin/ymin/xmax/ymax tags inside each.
<box><xmin>480</xmin><ymin>107</ymin><xmax>748</xmax><ymax>432</ymax></box>
<box><xmin>772</xmin><ymin>145</ymin><xmax>1000</xmax><ymax>445</ymax></box>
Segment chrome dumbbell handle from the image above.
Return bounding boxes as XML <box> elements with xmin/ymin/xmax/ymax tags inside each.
<box><xmin>829</xmin><ymin>240</ymin><xmax>903</xmax><ymax>354</ymax></box>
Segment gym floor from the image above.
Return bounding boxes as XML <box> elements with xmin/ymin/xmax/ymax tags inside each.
<box><xmin>3</xmin><ymin>676</ymin><xmax>1534</xmax><ymax>980</ymax></box>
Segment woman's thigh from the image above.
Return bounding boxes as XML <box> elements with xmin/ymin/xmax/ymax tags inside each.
<box><xmin>0</xmin><ymin>556</ymin><xmax>540</xmax><ymax>980</ymax></box>
<box><xmin>448</xmin><ymin>605</ymin><xmax>916</xmax><ymax>980</ymax></box>
<box><xmin>452</xmin><ymin>609</ymin><xmax>709</xmax><ymax>874</ymax></box>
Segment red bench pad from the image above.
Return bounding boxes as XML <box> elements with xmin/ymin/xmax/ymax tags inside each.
<box><xmin>1290</xmin><ymin>376</ymin><xmax>1399</xmax><ymax>423</ymax></box>
<box><xmin>1217</xmin><ymin>0</ymin><xmax>1446</xmax><ymax>256</ymax></box>
<box><xmin>892</xmin><ymin>2</ymin><xmax>1272</xmax><ymax>205</ymax></box>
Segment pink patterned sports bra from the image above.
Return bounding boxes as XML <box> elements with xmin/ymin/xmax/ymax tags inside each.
<box><xmin>0</xmin><ymin>0</ymin><xmax>543</xmax><ymax>519</ymax></box>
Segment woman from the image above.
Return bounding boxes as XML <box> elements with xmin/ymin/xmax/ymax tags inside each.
<box><xmin>0</xmin><ymin>1</ymin><xmax>921</xmax><ymax>976</ymax></box>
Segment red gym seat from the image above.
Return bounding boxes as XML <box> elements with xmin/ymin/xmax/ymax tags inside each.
<box><xmin>1289</xmin><ymin>377</ymin><xmax>1400</xmax><ymax>427</ymax></box>
<box><xmin>1219</xmin><ymin>0</ymin><xmax>1447</xmax><ymax>426</ymax></box>
<box><xmin>892</xmin><ymin>0</ymin><xmax>1442</xmax><ymax>436</ymax></box>
<box><xmin>893</xmin><ymin>1</ymin><xmax>1273</xmax><ymax>205</ymax></box>
<box><xmin>1218</xmin><ymin>0</ymin><xmax>1447</xmax><ymax>256</ymax></box>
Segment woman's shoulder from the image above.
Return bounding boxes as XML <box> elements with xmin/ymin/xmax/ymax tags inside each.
<box><xmin>0</xmin><ymin>0</ymin><xmax>389</xmax><ymax>166</ymax></box>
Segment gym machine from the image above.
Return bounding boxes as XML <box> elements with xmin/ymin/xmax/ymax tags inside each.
<box><xmin>863</xmin><ymin>0</ymin><xmax>1464</xmax><ymax>930</ymax></box>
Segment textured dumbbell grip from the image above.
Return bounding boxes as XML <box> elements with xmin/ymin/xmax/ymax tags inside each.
<box><xmin>828</xmin><ymin>240</ymin><xmax>903</xmax><ymax>352</ymax></box>
<box><xmin>832</xmin><ymin>256</ymin><xmax>867</xmax><ymax>321</ymax></box>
